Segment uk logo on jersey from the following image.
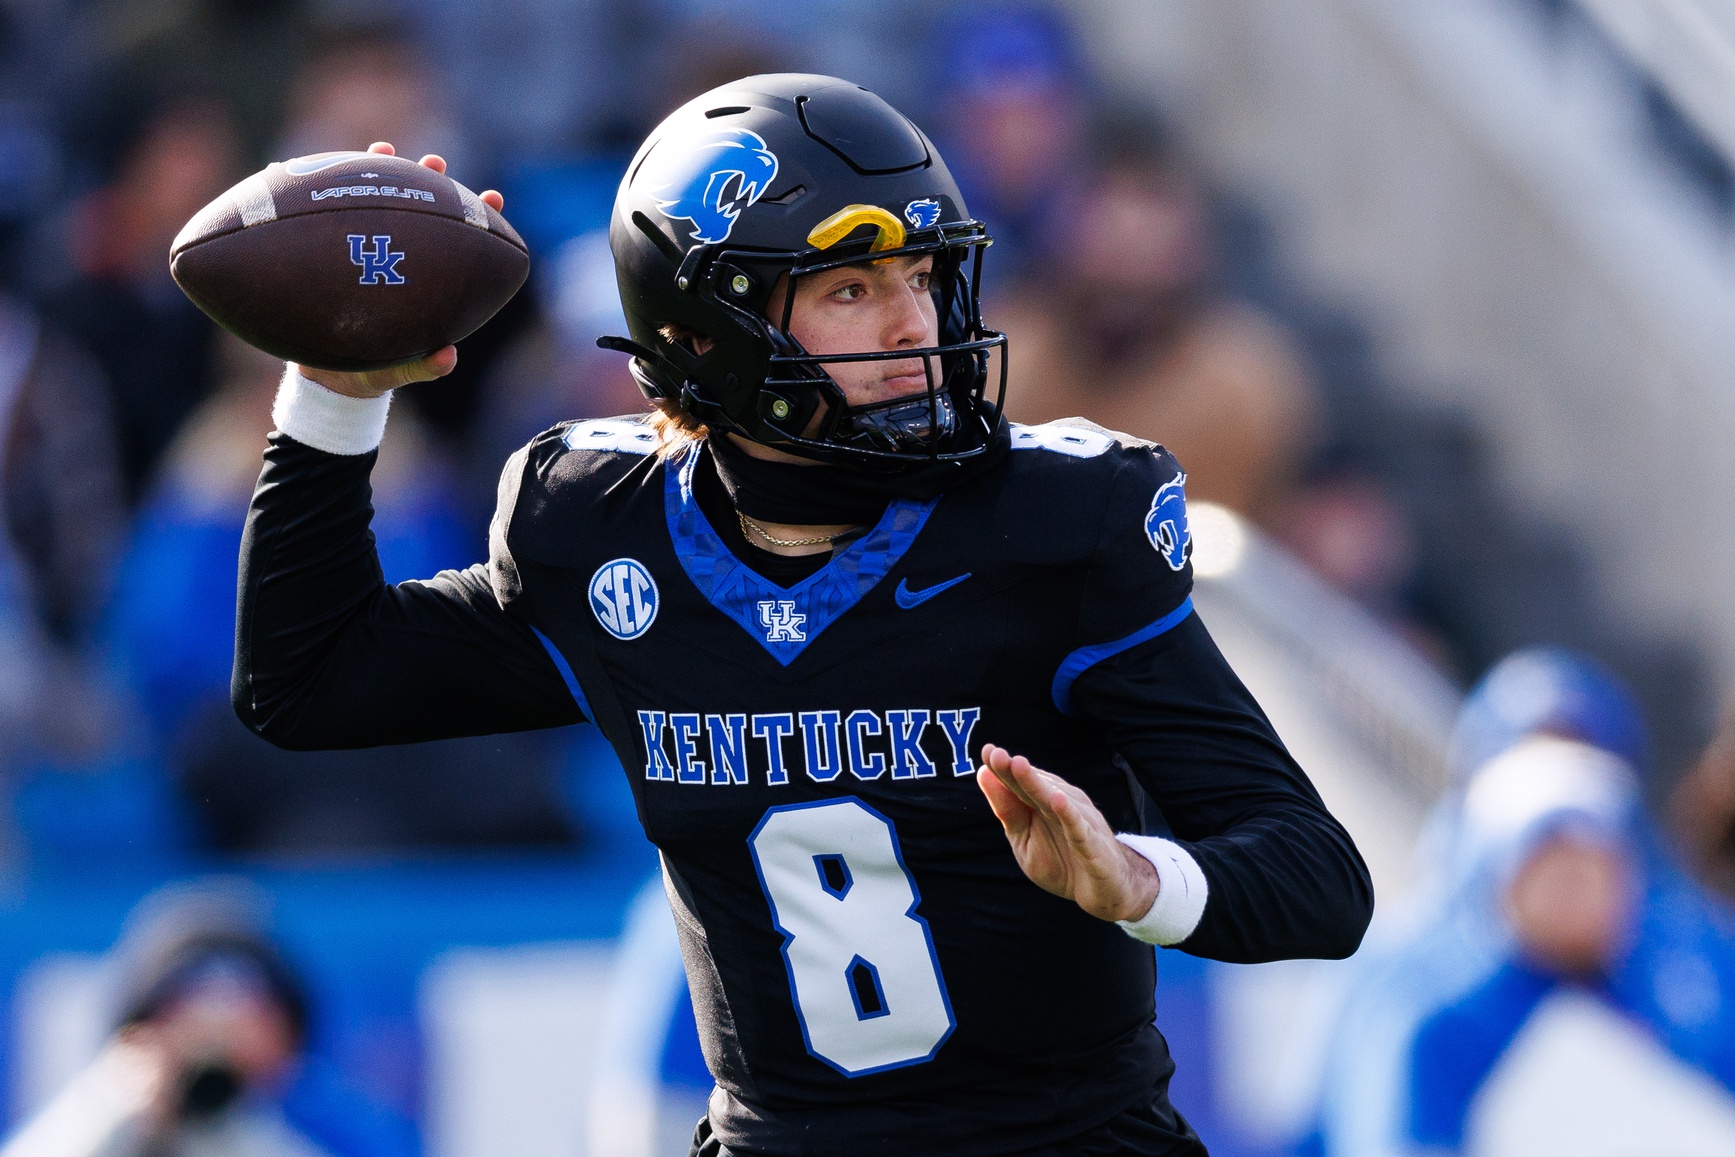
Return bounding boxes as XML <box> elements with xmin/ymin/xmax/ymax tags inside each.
<box><xmin>1145</xmin><ymin>474</ymin><xmax>1192</xmax><ymax>571</ymax></box>
<box><xmin>647</xmin><ymin>127</ymin><xmax>780</xmax><ymax>244</ymax></box>
<box><xmin>904</xmin><ymin>198</ymin><xmax>942</xmax><ymax>229</ymax></box>
<box><xmin>758</xmin><ymin>599</ymin><xmax>807</xmax><ymax>643</ymax></box>
<box><xmin>590</xmin><ymin>558</ymin><xmax>659</xmax><ymax>640</ymax></box>
<box><xmin>347</xmin><ymin>234</ymin><xmax>406</xmax><ymax>285</ymax></box>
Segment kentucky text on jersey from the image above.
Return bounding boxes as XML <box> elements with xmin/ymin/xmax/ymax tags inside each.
<box><xmin>636</xmin><ymin>706</ymin><xmax>981</xmax><ymax>784</ymax></box>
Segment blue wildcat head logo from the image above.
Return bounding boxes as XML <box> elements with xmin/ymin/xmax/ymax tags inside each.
<box><xmin>904</xmin><ymin>198</ymin><xmax>942</xmax><ymax>229</ymax></box>
<box><xmin>1145</xmin><ymin>473</ymin><xmax>1191</xmax><ymax>571</ymax></box>
<box><xmin>647</xmin><ymin>127</ymin><xmax>779</xmax><ymax>245</ymax></box>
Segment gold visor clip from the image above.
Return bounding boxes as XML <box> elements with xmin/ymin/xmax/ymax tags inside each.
<box><xmin>806</xmin><ymin>204</ymin><xmax>906</xmax><ymax>263</ymax></box>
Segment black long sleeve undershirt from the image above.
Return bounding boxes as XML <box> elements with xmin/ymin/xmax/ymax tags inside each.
<box><xmin>1075</xmin><ymin>615</ymin><xmax>1374</xmax><ymax>962</ymax></box>
<box><xmin>234</xmin><ymin>434</ymin><xmax>580</xmax><ymax>749</ymax></box>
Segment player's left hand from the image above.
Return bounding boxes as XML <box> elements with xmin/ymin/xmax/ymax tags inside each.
<box><xmin>977</xmin><ymin>744</ymin><xmax>1160</xmax><ymax>923</ymax></box>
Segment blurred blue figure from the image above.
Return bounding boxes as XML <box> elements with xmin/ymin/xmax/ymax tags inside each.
<box><xmin>102</xmin><ymin>349</ymin><xmax>469</xmax><ymax>742</ymax></box>
<box><xmin>927</xmin><ymin>4</ymin><xmax>1090</xmax><ymax>292</ymax></box>
<box><xmin>1447</xmin><ymin>645</ymin><xmax>1649</xmax><ymax>781</ymax></box>
<box><xmin>1309</xmin><ymin>650</ymin><xmax>1735</xmax><ymax>1155</ymax></box>
<box><xmin>84</xmin><ymin>340</ymin><xmax>591</xmax><ymax>854</ymax></box>
<box><xmin>0</xmin><ymin>879</ymin><xmax>417</xmax><ymax>1157</ymax></box>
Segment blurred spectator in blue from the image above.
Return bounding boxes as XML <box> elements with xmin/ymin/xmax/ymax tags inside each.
<box><xmin>926</xmin><ymin>4</ymin><xmax>1090</xmax><ymax>294</ymax></box>
<box><xmin>38</xmin><ymin>92</ymin><xmax>241</xmax><ymax>504</ymax></box>
<box><xmin>96</xmin><ymin>335</ymin><xmax>579</xmax><ymax>852</ymax></box>
<box><xmin>1309</xmin><ymin>650</ymin><xmax>1735</xmax><ymax>1156</ymax></box>
<box><xmin>0</xmin><ymin>879</ymin><xmax>414</xmax><ymax>1157</ymax></box>
<box><xmin>1446</xmin><ymin>646</ymin><xmax>1649</xmax><ymax>782</ymax></box>
<box><xmin>999</xmin><ymin>109</ymin><xmax>1319</xmax><ymax>525</ymax></box>
<box><xmin>923</xmin><ymin>4</ymin><xmax>1093</xmax><ymax>293</ymax></box>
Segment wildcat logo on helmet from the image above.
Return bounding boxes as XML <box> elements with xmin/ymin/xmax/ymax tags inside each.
<box><xmin>1145</xmin><ymin>473</ymin><xmax>1191</xmax><ymax>571</ymax></box>
<box><xmin>904</xmin><ymin>199</ymin><xmax>942</xmax><ymax>229</ymax></box>
<box><xmin>647</xmin><ymin>127</ymin><xmax>780</xmax><ymax>244</ymax></box>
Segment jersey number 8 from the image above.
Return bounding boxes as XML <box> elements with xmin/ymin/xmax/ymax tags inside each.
<box><xmin>748</xmin><ymin>798</ymin><xmax>955</xmax><ymax>1076</ymax></box>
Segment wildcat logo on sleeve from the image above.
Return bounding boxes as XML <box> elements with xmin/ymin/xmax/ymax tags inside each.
<box><xmin>1145</xmin><ymin>473</ymin><xmax>1191</xmax><ymax>571</ymax></box>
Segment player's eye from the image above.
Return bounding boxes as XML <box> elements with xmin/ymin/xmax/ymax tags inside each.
<box><xmin>910</xmin><ymin>270</ymin><xmax>931</xmax><ymax>291</ymax></box>
<box><xmin>828</xmin><ymin>281</ymin><xmax>866</xmax><ymax>301</ymax></box>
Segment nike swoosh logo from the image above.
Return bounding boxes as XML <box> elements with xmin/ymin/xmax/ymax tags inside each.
<box><xmin>894</xmin><ymin>573</ymin><xmax>971</xmax><ymax>610</ymax></box>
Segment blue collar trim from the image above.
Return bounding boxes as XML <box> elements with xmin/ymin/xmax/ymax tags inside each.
<box><xmin>1051</xmin><ymin>596</ymin><xmax>1195</xmax><ymax>717</ymax></box>
<box><xmin>665</xmin><ymin>444</ymin><xmax>937</xmax><ymax>666</ymax></box>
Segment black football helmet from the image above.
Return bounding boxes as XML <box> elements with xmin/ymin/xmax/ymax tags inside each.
<box><xmin>600</xmin><ymin>74</ymin><xmax>1006</xmax><ymax>466</ymax></box>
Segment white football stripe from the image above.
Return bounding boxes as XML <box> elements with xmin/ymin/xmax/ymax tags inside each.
<box><xmin>456</xmin><ymin>183</ymin><xmax>490</xmax><ymax>230</ymax></box>
<box><xmin>234</xmin><ymin>172</ymin><xmax>277</xmax><ymax>227</ymax></box>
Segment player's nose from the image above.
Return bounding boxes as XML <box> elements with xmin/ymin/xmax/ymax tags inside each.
<box><xmin>884</xmin><ymin>277</ymin><xmax>933</xmax><ymax>350</ymax></box>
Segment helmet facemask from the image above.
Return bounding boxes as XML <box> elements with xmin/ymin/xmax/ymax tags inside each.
<box><xmin>617</xmin><ymin>217</ymin><xmax>1006</xmax><ymax>469</ymax></box>
<box><xmin>768</xmin><ymin>225</ymin><xmax>1003</xmax><ymax>464</ymax></box>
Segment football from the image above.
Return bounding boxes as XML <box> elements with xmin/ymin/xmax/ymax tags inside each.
<box><xmin>169</xmin><ymin>150</ymin><xmax>529</xmax><ymax>372</ymax></box>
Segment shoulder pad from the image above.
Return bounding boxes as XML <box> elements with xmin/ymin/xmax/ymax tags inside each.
<box><xmin>1009</xmin><ymin>418</ymin><xmax>1155</xmax><ymax>459</ymax></box>
<box><xmin>503</xmin><ymin>417</ymin><xmax>664</xmax><ymax>568</ymax></box>
<box><xmin>559</xmin><ymin>416</ymin><xmax>659</xmax><ymax>456</ymax></box>
<box><xmin>991</xmin><ymin>420</ymin><xmax>1182</xmax><ymax>567</ymax></box>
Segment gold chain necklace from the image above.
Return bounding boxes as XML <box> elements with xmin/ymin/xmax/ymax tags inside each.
<box><xmin>738</xmin><ymin>510</ymin><xmax>852</xmax><ymax>549</ymax></box>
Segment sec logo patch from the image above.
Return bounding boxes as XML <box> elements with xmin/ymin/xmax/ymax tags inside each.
<box><xmin>589</xmin><ymin>558</ymin><xmax>659</xmax><ymax>640</ymax></box>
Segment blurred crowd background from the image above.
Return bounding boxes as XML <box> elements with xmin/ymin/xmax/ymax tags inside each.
<box><xmin>0</xmin><ymin>0</ymin><xmax>1731</xmax><ymax>1155</ymax></box>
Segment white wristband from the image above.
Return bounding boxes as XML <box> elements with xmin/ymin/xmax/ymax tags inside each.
<box><xmin>272</xmin><ymin>365</ymin><xmax>392</xmax><ymax>455</ymax></box>
<box><xmin>1114</xmin><ymin>834</ymin><xmax>1209</xmax><ymax>946</ymax></box>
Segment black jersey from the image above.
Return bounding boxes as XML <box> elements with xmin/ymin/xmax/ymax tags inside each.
<box><xmin>235</xmin><ymin>413</ymin><xmax>1371</xmax><ymax>1157</ymax></box>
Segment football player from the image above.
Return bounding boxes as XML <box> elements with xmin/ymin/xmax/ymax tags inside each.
<box><xmin>234</xmin><ymin>75</ymin><xmax>1372</xmax><ymax>1156</ymax></box>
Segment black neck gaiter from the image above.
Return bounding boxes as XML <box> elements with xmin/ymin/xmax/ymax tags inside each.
<box><xmin>705</xmin><ymin>418</ymin><xmax>1012</xmax><ymax>525</ymax></box>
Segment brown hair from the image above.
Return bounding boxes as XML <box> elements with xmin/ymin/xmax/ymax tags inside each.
<box><xmin>646</xmin><ymin>398</ymin><xmax>708</xmax><ymax>455</ymax></box>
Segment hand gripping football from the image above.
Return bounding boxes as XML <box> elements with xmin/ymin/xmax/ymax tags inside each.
<box><xmin>169</xmin><ymin>151</ymin><xmax>529</xmax><ymax>371</ymax></box>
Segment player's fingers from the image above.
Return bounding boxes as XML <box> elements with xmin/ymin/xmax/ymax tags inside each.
<box><xmin>985</xmin><ymin>746</ymin><xmax>1046</xmax><ymax>815</ymax></box>
<box><xmin>390</xmin><ymin>345</ymin><xmax>458</xmax><ymax>386</ymax></box>
<box><xmin>421</xmin><ymin>345</ymin><xmax>459</xmax><ymax>378</ymax></box>
<box><xmin>480</xmin><ymin>189</ymin><xmax>504</xmax><ymax>212</ymax></box>
<box><xmin>976</xmin><ymin>768</ymin><xmax>1031</xmax><ymax>835</ymax></box>
<box><xmin>1006</xmin><ymin>755</ymin><xmax>1065</xmax><ymax>819</ymax></box>
<box><xmin>368</xmin><ymin>141</ymin><xmax>395</xmax><ymax>155</ymax></box>
<box><xmin>418</xmin><ymin>153</ymin><xmax>448</xmax><ymax>174</ymax></box>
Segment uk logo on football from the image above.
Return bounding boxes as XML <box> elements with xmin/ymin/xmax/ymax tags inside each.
<box><xmin>1145</xmin><ymin>473</ymin><xmax>1192</xmax><ymax>571</ymax></box>
<box><xmin>757</xmin><ymin>599</ymin><xmax>806</xmax><ymax>643</ymax></box>
<box><xmin>348</xmin><ymin>234</ymin><xmax>406</xmax><ymax>285</ymax></box>
<box><xmin>590</xmin><ymin>558</ymin><xmax>659</xmax><ymax>640</ymax></box>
